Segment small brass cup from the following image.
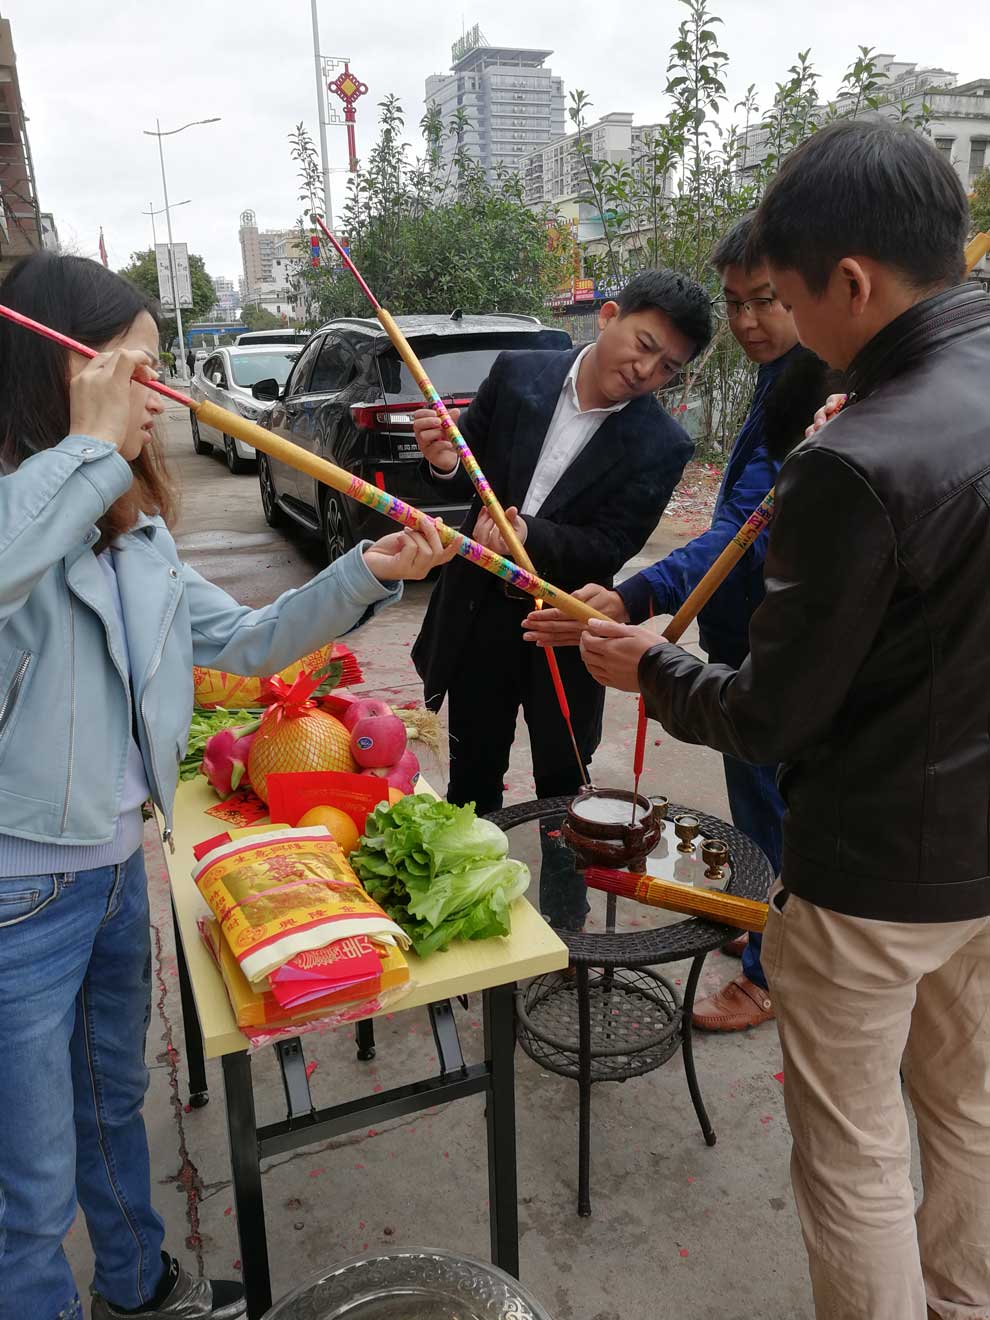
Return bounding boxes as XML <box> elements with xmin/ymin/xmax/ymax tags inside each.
<box><xmin>651</xmin><ymin>795</ymin><xmax>669</xmax><ymax>824</ymax></box>
<box><xmin>701</xmin><ymin>838</ymin><xmax>729</xmax><ymax>881</ymax></box>
<box><xmin>674</xmin><ymin>814</ymin><xmax>700</xmax><ymax>853</ymax></box>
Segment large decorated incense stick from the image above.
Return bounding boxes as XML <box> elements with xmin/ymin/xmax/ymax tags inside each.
<box><xmin>0</xmin><ymin>302</ymin><xmax>611</xmax><ymax>627</ymax></box>
<box><xmin>311</xmin><ymin>214</ymin><xmax>530</xmax><ymax>568</ymax></box>
<box><xmin>586</xmin><ymin>866</ymin><xmax>768</xmax><ymax>933</ymax></box>
<box><xmin>312</xmin><ymin>213</ymin><xmax>589</xmax><ymax>784</ymax></box>
<box><xmin>660</xmin><ymin>490</ymin><xmax>775</xmax><ymax>645</ymax></box>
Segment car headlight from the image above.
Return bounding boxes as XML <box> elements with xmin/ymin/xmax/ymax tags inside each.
<box><xmin>234</xmin><ymin>399</ymin><xmax>265</xmax><ymax>422</ymax></box>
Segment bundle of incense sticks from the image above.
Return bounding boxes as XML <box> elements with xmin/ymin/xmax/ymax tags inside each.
<box><xmin>585</xmin><ymin>866</ymin><xmax>768</xmax><ymax>933</ymax></box>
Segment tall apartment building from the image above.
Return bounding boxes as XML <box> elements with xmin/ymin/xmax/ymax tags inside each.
<box><xmin>210</xmin><ymin>275</ymin><xmax>239</xmax><ymax>319</ymax></box>
<box><xmin>736</xmin><ymin>55</ymin><xmax>990</xmax><ymax>194</ymax></box>
<box><xmin>0</xmin><ymin>18</ymin><xmax>45</xmax><ymax>278</ymax></box>
<box><xmin>425</xmin><ymin>25</ymin><xmax>565</xmax><ymax>186</ymax></box>
<box><xmin>238</xmin><ymin>209</ymin><xmax>305</xmax><ymax>296</ymax></box>
<box><xmin>524</xmin><ymin>111</ymin><xmax>669</xmax><ymax>208</ymax></box>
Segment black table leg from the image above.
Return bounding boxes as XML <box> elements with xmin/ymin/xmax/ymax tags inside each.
<box><xmin>484</xmin><ymin>981</ymin><xmax>519</xmax><ymax>1277</ymax></box>
<box><xmin>575</xmin><ymin>963</ymin><xmax>593</xmax><ymax>1216</ymax></box>
<box><xmin>355</xmin><ymin>1017</ymin><xmax>376</xmax><ymax>1061</ymax></box>
<box><xmin>171</xmin><ymin>898</ymin><xmax>208</xmax><ymax>1108</ymax></box>
<box><xmin>222</xmin><ymin>1052</ymin><xmax>272</xmax><ymax>1319</ymax></box>
<box><xmin>682</xmin><ymin>954</ymin><xmax>716</xmax><ymax>1147</ymax></box>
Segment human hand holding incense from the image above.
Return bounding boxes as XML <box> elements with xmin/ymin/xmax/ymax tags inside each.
<box><xmin>413</xmin><ymin>406</ymin><xmax>461</xmax><ymax>472</ymax></box>
<box><xmin>579</xmin><ymin>616</ymin><xmax>662</xmax><ymax>691</ymax></box>
<box><xmin>472</xmin><ymin>504</ymin><xmax>527</xmax><ymax>558</ymax></box>
<box><xmin>362</xmin><ymin>518</ymin><xmax>457</xmax><ymax>582</ymax></box>
<box><xmin>522</xmin><ymin>583</ymin><xmax>629</xmax><ymax>647</ymax></box>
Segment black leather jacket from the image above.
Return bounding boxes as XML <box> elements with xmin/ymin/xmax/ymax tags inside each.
<box><xmin>639</xmin><ymin>283</ymin><xmax>990</xmax><ymax>922</ymax></box>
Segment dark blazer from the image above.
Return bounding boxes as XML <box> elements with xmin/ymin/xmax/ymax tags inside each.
<box><xmin>639</xmin><ymin>284</ymin><xmax>990</xmax><ymax>924</ymax></box>
<box><xmin>413</xmin><ymin>347</ymin><xmax>693</xmax><ymax>707</ymax></box>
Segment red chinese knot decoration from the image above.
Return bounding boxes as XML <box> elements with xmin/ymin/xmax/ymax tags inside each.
<box><xmin>328</xmin><ymin>63</ymin><xmax>368</xmax><ymax>173</ymax></box>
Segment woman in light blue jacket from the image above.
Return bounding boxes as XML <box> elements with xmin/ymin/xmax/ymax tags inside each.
<box><xmin>0</xmin><ymin>253</ymin><xmax>454</xmax><ymax>1320</ymax></box>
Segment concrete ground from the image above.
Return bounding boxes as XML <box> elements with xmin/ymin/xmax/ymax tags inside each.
<box><xmin>66</xmin><ymin>405</ymin><xmax>816</xmax><ymax>1318</ymax></box>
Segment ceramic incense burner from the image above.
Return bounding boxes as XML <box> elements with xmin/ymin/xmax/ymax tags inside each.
<box><xmin>562</xmin><ymin>787</ymin><xmax>663</xmax><ymax>871</ymax></box>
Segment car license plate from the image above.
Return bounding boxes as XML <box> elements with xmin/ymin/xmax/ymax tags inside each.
<box><xmin>397</xmin><ymin>442</ymin><xmax>419</xmax><ymax>458</ymax></box>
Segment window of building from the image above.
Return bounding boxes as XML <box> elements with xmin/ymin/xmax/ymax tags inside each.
<box><xmin>935</xmin><ymin>137</ymin><xmax>955</xmax><ymax>162</ymax></box>
<box><xmin>969</xmin><ymin>139</ymin><xmax>987</xmax><ymax>177</ymax></box>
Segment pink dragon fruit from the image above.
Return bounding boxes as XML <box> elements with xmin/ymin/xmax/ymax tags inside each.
<box><xmin>201</xmin><ymin>722</ymin><xmax>260</xmax><ymax>798</ymax></box>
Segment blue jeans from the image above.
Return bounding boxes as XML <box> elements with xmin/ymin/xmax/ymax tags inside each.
<box><xmin>706</xmin><ymin>638</ymin><xmax>784</xmax><ymax>994</ymax></box>
<box><xmin>0</xmin><ymin>850</ymin><xmax>166</xmax><ymax>1319</ymax></box>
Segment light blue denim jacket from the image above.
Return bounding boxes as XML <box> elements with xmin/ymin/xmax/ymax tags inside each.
<box><xmin>0</xmin><ymin>435</ymin><xmax>401</xmax><ymax>850</ymax></box>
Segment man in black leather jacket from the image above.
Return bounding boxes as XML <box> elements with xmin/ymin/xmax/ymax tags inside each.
<box><xmin>578</xmin><ymin>122</ymin><xmax>990</xmax><ymax>1319</ymax></box>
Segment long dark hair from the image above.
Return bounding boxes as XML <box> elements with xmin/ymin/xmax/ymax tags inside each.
<box><xmin>0</xmin><ymin>251</ymin><xmax>177</xmax><ymax>540</ymax></box>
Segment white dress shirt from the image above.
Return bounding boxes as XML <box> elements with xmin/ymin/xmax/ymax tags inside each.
<box><xmin>519</xmin><ymin>345</ymin><xmax>627</xmax><ymax>515</ymax></box>
<box><xmin>430</xmin><ymin>346</ymin><xmax>628</xmax><ymax>517</ymax></box>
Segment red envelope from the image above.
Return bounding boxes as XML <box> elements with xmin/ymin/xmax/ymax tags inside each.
<box><xmin>265</xmin><ymin>770</ymin><xmax>388</xmax><ymax>833</ymax></box>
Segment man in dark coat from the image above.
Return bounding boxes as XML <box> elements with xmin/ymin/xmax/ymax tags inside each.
<box><xmin>576</xmin><ymin>123</ymin><xmax>990</xmax><ymax>1319</ymax></box>
<box><xmin>412</xmin><ymin>269</ymin><xmax>711</xmax><ymax>923</ymax></box>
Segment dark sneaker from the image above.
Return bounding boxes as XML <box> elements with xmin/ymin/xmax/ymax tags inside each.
<box><xmin>91</xmin><ymin>1254</ymin><xmax>246</xmax><ymax>1319</ymax></box>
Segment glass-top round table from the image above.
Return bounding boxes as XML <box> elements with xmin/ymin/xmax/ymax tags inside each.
<box><xmin>485</xmin><ymin>795</ymin><xmax>773</xmax><ymax>1217</ymax></box>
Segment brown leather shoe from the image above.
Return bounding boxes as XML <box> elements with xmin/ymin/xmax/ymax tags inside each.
<box><xmin>720</xmin><ymin>933</ymin><xmax>748</xmax><ymax>958</ymax></box>
<box><xmin>691</xmin><ymin>974</ymin><xmax>774</xmax><ymax>1032</ymax></box>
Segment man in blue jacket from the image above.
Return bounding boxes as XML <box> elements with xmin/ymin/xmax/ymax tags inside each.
<box><xmin>525</xmin><ymin>216</ymin><xmax>800</xmax><ymax>1025</ymax></box>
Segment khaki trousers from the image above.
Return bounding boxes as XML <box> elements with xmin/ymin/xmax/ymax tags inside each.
<box><xmin>762</xmin><ymin>884</ymin><xmax>990</xmax><ymax>1320</ymax></box>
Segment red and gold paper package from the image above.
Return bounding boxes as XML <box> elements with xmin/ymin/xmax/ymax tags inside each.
<box><xmin>199</xmin><ymin>918</ymin><xmax>409</xmax><ymax>1030</ymax></box>
<box><xmin>192</xmin><ymin>826</ymin><xmax>408</xmax><ymax>984</ymax></box>
<box><xmin>192</xmin><ymin>642</ymin><xmax>363</xmax><ymax>710</ymax></box>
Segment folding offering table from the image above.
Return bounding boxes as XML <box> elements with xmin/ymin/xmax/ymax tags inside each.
<box><xmin>162</xmin><ymin>778</ymin><xmax>568</xmax><ymax>1318</ymax></box>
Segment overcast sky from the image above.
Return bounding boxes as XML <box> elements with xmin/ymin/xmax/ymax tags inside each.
<box><xmin>7</xmin><ymin>0</ymin><xmax>981</xmax><ymax>287</ymax></box>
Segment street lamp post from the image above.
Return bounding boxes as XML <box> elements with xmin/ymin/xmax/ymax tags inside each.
<box><xmin>310</xmin><ymin>0</ymin><xmax>333</xmax><ymax>227</ymax></box>
<box><xmin>141</xmin><ymin>198</ymin><xmax>191</xmax><ymax>251</ymax></box>
<box><xmin>142</xmin><ymin>117</ymin><xmax>220</xmax><ymax>383</ymax></box>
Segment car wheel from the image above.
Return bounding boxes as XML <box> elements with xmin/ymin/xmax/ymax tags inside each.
<box><xmin>224</xmin><ymin>434</ymin><xmax>253</xmax><ymax>475</ymax></box>
<box><xmin>320</xmin><ymin>489</ymin><xmax>354</xmax><ymax>565</ymax></box>
<box><xmin>191</xmin><ymin>414</ymin><xmax>212</xmax><ymax>455</ymax></box>
<box><xmin>258</xmin><ymin>453</ymin><xmax>286</xmax><ymax>527</ymax></box>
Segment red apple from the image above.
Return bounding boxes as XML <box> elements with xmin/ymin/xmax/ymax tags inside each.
<box><xmin>394</xmin><ymin>748</ymin><xmax>420</xmax><ymax>784</ymax></box>
<box><xmin>341</xmin><ymin>697</ymin><xmax>393</xmax><ymax>731</ymax></box>
<box><xmin>350</xmin><ymin>714</ymin><xmax>407</xmax><ymax>768</ymax></box>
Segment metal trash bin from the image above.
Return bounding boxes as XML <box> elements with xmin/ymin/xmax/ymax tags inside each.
<box><xmin>261</xmin><ymin>1247</ymin><xmax>554</xmax><ymax>1319</ymax></box>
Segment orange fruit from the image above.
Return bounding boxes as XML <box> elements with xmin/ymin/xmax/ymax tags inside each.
<box><xmin>296</xmin><ymin>806</ymin><xmax>361</xmax><ymax>855</ymax></box>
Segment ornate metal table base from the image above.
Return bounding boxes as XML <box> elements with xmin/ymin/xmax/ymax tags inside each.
<box><xmin>486</xmin><ymin>796</ymin><xmax>773</xmax><ymax>1217</ymax></box>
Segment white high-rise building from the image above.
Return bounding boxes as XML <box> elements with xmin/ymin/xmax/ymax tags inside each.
<box><xmin>523</xmin><ymin>112</ymin><xmax>671</xmax><ymax>209</ymax></box>
<box><xmin>736</xmin><ymin>55</ymin><xmax>986</xmax><ymax>191</ymax></box>
<box><xmin>425</xmin><ymin>25</ymin><xmax>565</xmax><ymax>187</ymax></box>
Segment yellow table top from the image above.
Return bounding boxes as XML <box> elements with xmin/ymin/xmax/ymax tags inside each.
<box><xmin>162</xmin><ymin>777</ymin><xmax>569</xmax><ymax>1059</ymax></box>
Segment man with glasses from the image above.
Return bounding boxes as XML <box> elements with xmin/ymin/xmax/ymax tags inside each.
<box><xmin>525</xmin><ymin>216</ymin><xmax>802</xmax><ymax>1018</ymax></box>
<box><xmin>411</xmin><ymin>270</ymin><xmax>711</xmax><ymax>927</ymax></box>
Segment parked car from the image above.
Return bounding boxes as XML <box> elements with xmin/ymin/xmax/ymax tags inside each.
<box><xmin>251</xmin><ymin>313</ymin><xmax>572</xmax><ymax>563</ymax></box>
<box><xmin>188</xmin><ymin>345</ymin><xmax>301</xmax><ymax>473</ymax></box>
<box><xmin>234</xmin><ymin>328</ymin><xmax>312</xmax><ymax>348</ymax></box>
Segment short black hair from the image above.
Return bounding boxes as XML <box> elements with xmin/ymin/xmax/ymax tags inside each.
<box><xmin>615</xmin><ymin>268</ymin><xmax>713</xmax><ymax>358</ymax></box>
<box><xmin>711</xmin><ymin>214</ymin><xmax>760</xmax><ymax>275</ymax></box>
<box><xmin>749</xmin><ymin>120</ymin><xmax>968</xmax><ymax>294</ymax></box>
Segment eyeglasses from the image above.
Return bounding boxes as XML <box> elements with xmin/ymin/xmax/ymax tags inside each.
<box><xmin>712</xmin><ymin>296</ymin><xmax>779</xmax><ymax>321</ymax></box>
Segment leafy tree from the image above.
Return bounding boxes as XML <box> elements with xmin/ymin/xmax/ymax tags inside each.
<box><xmin>969</xmin><ymin>169</ymin><xmax>990</xmax><ymax>236</ymax></box>
<box><xmin>288</xmin><ymin>96</ymin><xmax>570</xmax><ymax>321</ymax></box>
<box><xmin>238</xmin><ymin>304</ymin><xmax>283</xmax><ymax>331</ymax></box>
<box><xmin>117</xmin><ymin>248</ymin><xmax>215</xmax><ymax>350</ymax></box>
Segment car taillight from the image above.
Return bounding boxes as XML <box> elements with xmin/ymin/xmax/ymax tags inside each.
<box><xmin>350</xmin><ymin>401</ymin><xmax>419</xmax><ymax>431</ymax></box>
<box><xmin>350</xmin><ymin>397</ymin><xmax>474</xmax><ymax>430</ymax></box>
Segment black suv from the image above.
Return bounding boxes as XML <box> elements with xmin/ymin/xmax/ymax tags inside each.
<box><xmin>251</xmin><ymin>313</ymin><xmax>571</xmax><ymax>562</ymax></box>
